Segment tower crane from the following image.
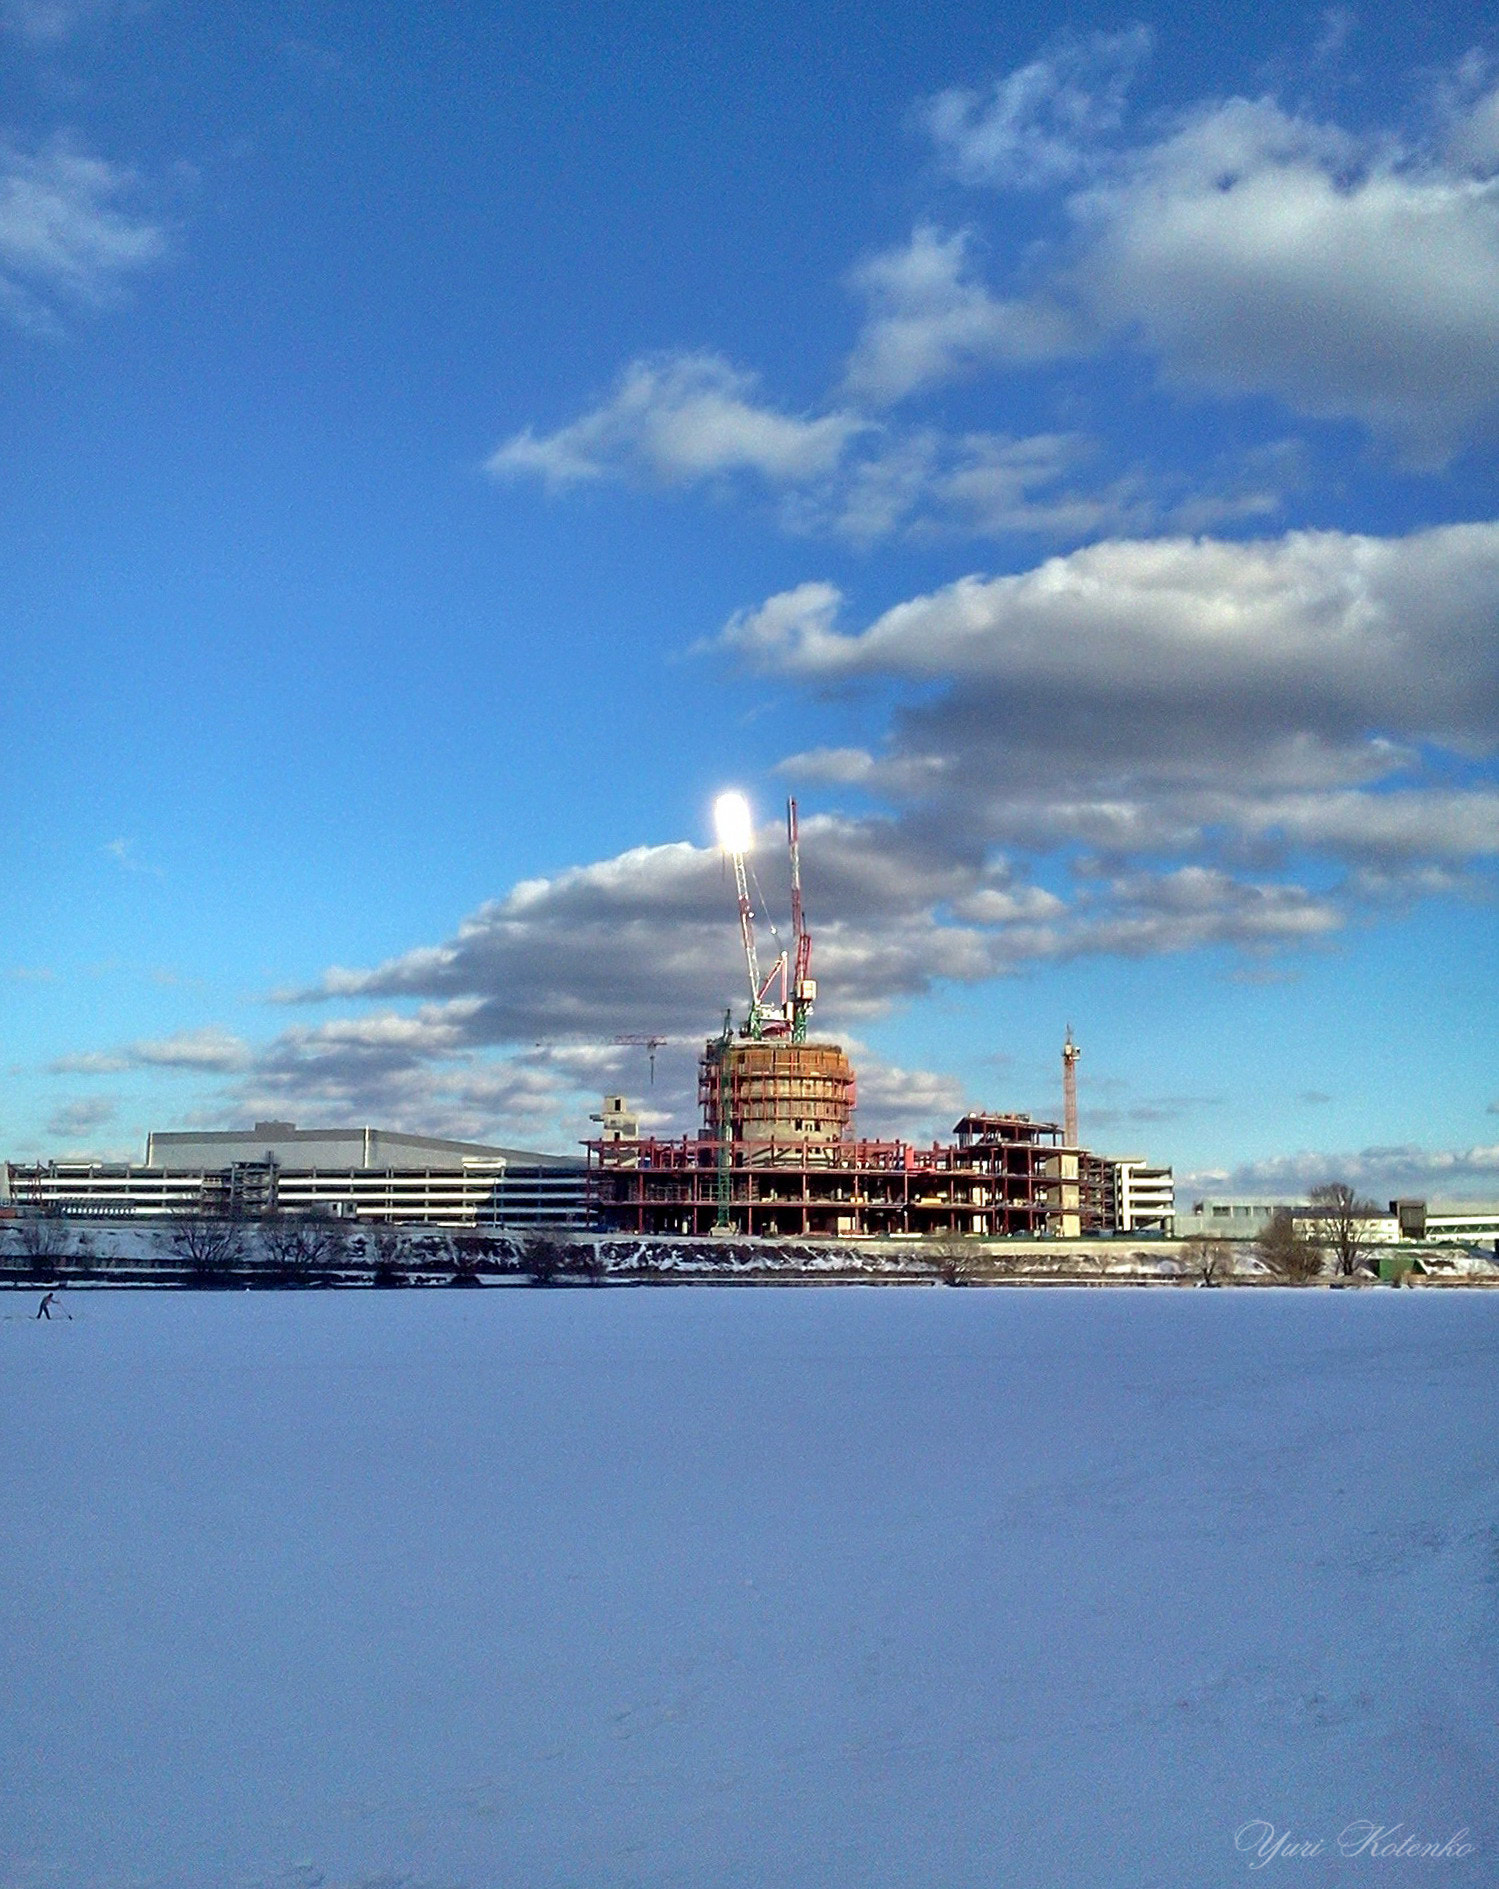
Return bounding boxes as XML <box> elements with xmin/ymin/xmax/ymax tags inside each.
<box><xmin>614</xmin><ymin>1034</ymin><xmax>667</xmax><ymax>1083</ymax></box>
<box><xmin>787</xmin><ymin>798</ymin><xmax>816</xmax><ymax>1042</ymax></box>
<box><xmin>712</xmin><ymin>791</ymin><xmax>816</xmax><ymax>1041</ymax></box>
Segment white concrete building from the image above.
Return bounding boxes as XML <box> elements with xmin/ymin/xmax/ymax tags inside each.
<box><xmin>1107</xmin><ymin>1159</ymin><xmax>1175</xmax><ymax>1234</ymax></box>
<box><xmin>3</xmin><ymin>1122</ymin><xmax>589</xmax><ymax>1229</ymax></box>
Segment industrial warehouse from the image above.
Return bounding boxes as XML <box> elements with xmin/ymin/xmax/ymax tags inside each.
<box><xmin>2</xmin><ymin>795</ymin><xmax>1175</xmax><ymax>1243</ymax></box>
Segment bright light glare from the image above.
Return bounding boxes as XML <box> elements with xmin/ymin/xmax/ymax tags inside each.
<box><xmin>714</xmin><ymin>791</ymin><xmax>754</xmax><ymax>855</ymax></box>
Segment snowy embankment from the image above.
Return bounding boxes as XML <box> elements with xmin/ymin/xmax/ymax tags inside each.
<box><xmin>5</xmin><ymin>1221</ymin><xmax>1495</xmax><ymax>1288</ymax></box>
<box><xmin>1</xmin><ymin>1289</ymin><xmax>1495</xmax><ymax>1888</ymax></box>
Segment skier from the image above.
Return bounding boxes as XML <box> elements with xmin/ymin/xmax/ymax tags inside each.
<box><xmin>36</xmin><ymin>1290</ymin><xmax>58</xmax><ymax>1319</ymax></box>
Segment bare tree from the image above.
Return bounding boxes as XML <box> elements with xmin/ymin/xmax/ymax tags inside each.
<box><xmin>563</xmin><ymin>1240</ymin><xmax>606</xmax><ymax>1284</ymax></box>
<box><xmin>1306</xmin><ymin>1182</ymin><xmax>1379</xmax><ymax>1277</ymax></box>
<box><xmin>1255</xmin><ymin>1209</ymin><xmax>1324</xmax><ymax>1282</ymax></box>
<box><xmin>171</xmin><ymin>1215</ymin><xmax>247</xmax><ymax>1280</ymax></box>
<box><xmin>13</xmin><ymin>1212</ymin><xmax>72</xmax><ymax>1270</ymax></box>
<box><xmin>368</xmin><ymin>1223</ymin><xmax>408</xmax><ymax>1285</ymax></box>
<box><xmin>449</xmin><ymin>1233</ymin><xmax>501</xmax><ymax>1286</ymax></box>
<box><xmin>260</xmin><ymin>1214</ymin><xmax>304</xmax><ymax>1277</ymax></box>
<box><xmin>1180</xmin><ymin>1235</ymin><xmax>1236</xmax><ymax>1285</ymax></box>
<box><xmin>930</xmin><ymin>1237</ymin><xmax>981</xmax><ymax>1285</ymax></box>
<box><xmin>261</xmin><ymin>1212</ymin><xmax>349</xmax><ymax>1279</ymax></box>
<box><xmin>521</xmin><ymin>1231</ymin><xmax>593</xmax><ymax>1284</ymax></box>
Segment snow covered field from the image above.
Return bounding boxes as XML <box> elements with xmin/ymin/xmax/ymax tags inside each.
<box><xmin>1</xmin><ymin>1288</ymin><xmax>1494</xmax><ymax>1889</ymax></box>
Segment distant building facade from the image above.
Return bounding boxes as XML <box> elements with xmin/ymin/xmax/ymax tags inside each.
<box><xmin>2</xmin><ymin>1122</ymin><xmax>589</xmax><ymax>1229</ymax></box>
<box><xmin>1175</xmin><ymin>1195</ymin><xmax>1499</xmax><ymax>1248</ymax></box>
<box><xmin>1105</xmin><ymin>1159</ymin><xmax>1176</xmax><ymax>1235</ymax></box>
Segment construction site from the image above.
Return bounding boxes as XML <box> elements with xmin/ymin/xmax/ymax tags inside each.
<box><xmin>588</xmin><ymin>794</ymin><xmax>1171</xmax><ymax>1240</ymax></box>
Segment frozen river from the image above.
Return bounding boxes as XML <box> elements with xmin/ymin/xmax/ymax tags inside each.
<box><xmin>1</xmin><ymin>1286</ymin><xmax>1494</xmax><ymax>1888</ymax></box>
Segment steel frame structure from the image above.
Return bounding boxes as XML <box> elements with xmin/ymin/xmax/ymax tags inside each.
<box><xmin>587</xmin><ymin>1112</ymin><xmax>1078</xmax><ymax>1239</ymax></box>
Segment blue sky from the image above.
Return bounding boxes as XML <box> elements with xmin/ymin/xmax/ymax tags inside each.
<box><xmin>2</xmin><ymin>0</ymin><xmax>1496</xmax><ymax>1197</ymax></box>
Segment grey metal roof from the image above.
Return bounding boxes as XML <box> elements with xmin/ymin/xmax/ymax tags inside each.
<box><xmin>143</xmin><ymin>1124</ymin><xmax>584</xmax><ymax>1171</ymax></box>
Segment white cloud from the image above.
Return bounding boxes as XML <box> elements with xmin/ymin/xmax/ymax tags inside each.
<box><xmin>725</xmin><ymin>522</ymin><xmax>1499</xmax><ymax>921</ymax></box>
<box><xmin>127</xmin><ymin>1028</ymin><xmax>252</xmax><ymax>1071</ymax></box>
<box><xmin>76</xmin><ymin>780</ymin><xmax>1428</xmax><ymax>1149</ymax></box>
<box><xmin>487</xmin><ymin>345</ymin><xmax>1135</xmax><ymax>544</ymax></box>
<box><xmin>230</xmin><ymin>1009</ymin><xmax>583</xmax><ymax>1145</ymax></box>
<box><xmin>50</xmin><ymin>1027</ymin><xmax>251</xmax><ymax>1074</ymax></box>
<box><xmin>487</xmin><ymin>352</ymin><xmax>864</xmax><ymax>491</ymax></box>
<box><xmin>842</xmin><ymin>226</ymin><xmax>1075</xmax><ymax>404</ymax></box>
<box><xmin>1078</xmin><ymin>868</ymin><xmax>1342</xmax><ymax>953</ymax></box>
<box><xmin>488</xmin><ymin>344</ymin><xmax>1255</xmax><ymax>546</ymax></box>
<box><xmin>289</xmin><ymin>824</ymin><xmax>1015</xmax><ymax>1039</ymax></box>
<box><xmin>1237</xmin><ymin>790</ymin><xmax>1499</xmax><ymax>861</ymax></box>
<box><xmin>911</xmin><ymin>42</ymin><xmax>1499</xmax><ymax>455</ymax></box>
<box><xmin>852</xmin><ymin>1056</ymin><xmax>967</xmax><ymax>1140</ymax></box>
<box><xmin>262</xmin><ymin>800</ymin><xmax>1362</xmax><ymax>1114</ymax></box>
<box><xmin>488</xmin><ymin>43</ymin><xmax>1499</xmax><ymax>553</ymax></box>
<box><xmin>1068</xmin><ymin>96</ymin><xmax>1499</xmax><ymax>454</ymax></box>
<box><xmin>1192</xmin><ymin>1143</ymin><xmax>1499</xmax><ymax>1202</ymax></box>
<box><xmin>921</xmin><ymin>26</ymin><xmax>1152</xmax><ymax>189</ymax></box>
<box><xmin>723</xmin><ymin>521</ymin><xmax>1499</xmax><ymax>755</ymax></box>
<box><xmin>0</xmin><ymin>133</ymin><xmax>166</xmax><ymax>331</ymax></box>
<box><xmin>1436</xmin><ymin>55</ymin><xmax>1499</xmax><ymax>175</ymax></box>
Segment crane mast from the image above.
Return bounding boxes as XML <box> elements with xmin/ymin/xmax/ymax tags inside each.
<box><xmin>1062</xmin><ymin>1025</ymin><xmax>1080</xmax><ymax>1148</ymax></box>
<box><xmin>730</xmin><ymin>846</ymin><xmax>761</xmax><ymax>1013</ymax></box>
<box><xmin>787</xmin><ymin>798</ymin><xmax>815</xmax><ymax>1042</ymax></box>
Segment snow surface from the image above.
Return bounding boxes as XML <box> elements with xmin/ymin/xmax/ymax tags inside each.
<box><xmin>0</xmin><ymin>1288</ymin><xmax>1495</xmax><ymax>1888</ymax></box>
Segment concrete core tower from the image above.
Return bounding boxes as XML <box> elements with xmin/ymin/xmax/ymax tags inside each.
<box><xmin>699</xmin><ymin>1038</ymin><xmax>855</xmax><ymax>1161</ymax></box>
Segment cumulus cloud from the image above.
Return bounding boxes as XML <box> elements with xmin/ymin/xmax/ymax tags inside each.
<box><xmin>487</xmin><ymin>352</ymin><xmax>864</xmax><ymax>491</ymax></box>
<box><xmin>842</xmin><ymin>226</ymin><xmax>1075</xmax><ymax>403</ymax></box>
<box><xmin>1445</xmin><ymin>70</ymin><xmax>1499</xmax><ymax>175</ymax></box>
<box><xmin>0</xmin><ymin>132</ymin><xmax>166</xmax><ymax>331</ymax></box>
<box><xmin>730</xmin><ymin>522</ymin><xmax>1499</xmax><ymax>888</ymax></box>
<box><xmin>51</xmin><ymin>1027</ymin><xmax>250</xmax><ymax>1074</ymax></box>
<box><xmin>910</xmin><ymin>41</ymin><xmax>1499</xmax><ymax>454</ymax></box>
<box><xmin>488</xmin><ymin>38</ymin><xmax>1499</xmax><ymax>558</ymax></box>
<box><xmin>250</xmin><ymin>804</ymin><xmax>1360</xmax><ymax>1149</ymax></box>
<box><xmin>223</xmin><ymin>541</ymin><xmax>1485</xmax><ymax>1133</ymax></box>
<box><xmin>1075</xmin><ymin>868</ymin><xmax>1342</xmax><ymax>953</ymax></box>
<box><xmin>851</xmin><ymin>1056</ymin><xmax>968</xmax><ymax>1140</ymax></box>
<box><xmin>723</xmin><ymin>522</ymin><xmax>1499</xmax><ymax>723</ymax></box>
<box><xmin>61</xmin><ymin>770</ymin><xmax>1468</xmax><ymax>1150</ymax></box>
<box><xmin>921</xmin><ymin>26</ymin><xmax>1152</xmax><ymax>188</ymax></box>
<box><xmin>288</xmin><ymin>825</ymin><xmax>1017</xmax><ymax>1039</ymax></box>
<box><xmin>488</xmin><ymin>343</ymin><xmax>1176</xmax><ymax>545</ymax></box>
<box><xmin>230</xmin><ymin>1016</ymin><xmax>590</xmax><ymax>1148</ymax></box>
<box><xmin>1190</xmin><ymin>1142</ymin><xmax>1499</xmax><ymax>1202</ymax></box>
<box><xmin>1067</xmin><ymin>94</ymin><xmax>1499</xmax><ymax>454</ymax></box>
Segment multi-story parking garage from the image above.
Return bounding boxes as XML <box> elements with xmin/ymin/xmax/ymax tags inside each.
<box><xmin>1</xmin><ymin>1122</ymin><xmax>589</xmax><ymax>1229</ymax></box>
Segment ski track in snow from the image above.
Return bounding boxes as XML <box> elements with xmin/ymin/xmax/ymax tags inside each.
<box><xmin>0</xmin><ymin>1288</ymin><xmax>1494</xmax><ymax>1888</ymax></box>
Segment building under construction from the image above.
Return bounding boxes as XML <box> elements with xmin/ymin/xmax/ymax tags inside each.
<box><xmin>588</xmin><ymin>794</ymin><xmax>1170</xmax><ymax>1238</ymax></box>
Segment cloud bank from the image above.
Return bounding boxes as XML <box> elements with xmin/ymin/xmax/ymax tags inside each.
<box><xmin>733</xmin><ymin>522</ymin><xmax>1499</xmax><ymax>884</ymax></box>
